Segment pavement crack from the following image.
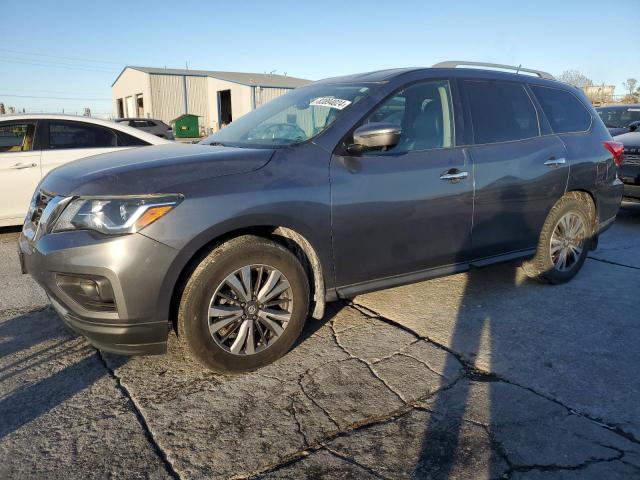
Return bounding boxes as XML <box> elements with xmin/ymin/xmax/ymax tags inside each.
<box><xmin>395</xmin><ymin>352</ymin><xmax>447</xmax><ymax>379</ymax></box>
<box><xmin>329</xmin><ymin>316</ymin><xmax>408</xmax><ymax>404</ymax></box>
<box><xmin>297</xmin><ymin>375</ymin><xmax>341</xmax><ymax>430</ymax></box>
<box><xmin>347</xmin><ymin>300</ymin><xmax>640</xmax><ymax>448</ymax></box>
<box><xmin>324</xmin><ymin>446</ymin><xmax>389</xmax><ymax>479</ymax></box>
<box><xmin>507</xmin><ymin>451</ymin><xmax>624</xmax><ymax>475</ymax></box>
<box><xmin>289</xmin><ymin>395</ymin><xmax>310</xmax><ymax>447</ymax></box>
<box><xmin>370</xmin><ymin>339</ymin><xmax>422</xmax><ymax>365</ymax></box>
<box><xmin>95</xmin><ymin>350</ymin><xmax>180</xmax><ymax>480</ymax></box>
<box><xmin>588</xmin><ymin>256</ymin><xmax>640</xmax><ymax>270</ymax></box>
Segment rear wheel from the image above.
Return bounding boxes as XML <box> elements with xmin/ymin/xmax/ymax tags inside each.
<box><xmin>522</xmin><ymin>192</ymin><xmax>594</xmax><ymax>284</ymax></box>
<box><xmin>178</xmin><ymin>235</ymin><xmax>310</xmax><ymax>373</ymax></box>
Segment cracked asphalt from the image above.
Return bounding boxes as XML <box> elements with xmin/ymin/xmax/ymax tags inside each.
<box><xmin>1</xmin><ymin>203</ymin><xmax>639</xmax><ymax>479</ymax></box>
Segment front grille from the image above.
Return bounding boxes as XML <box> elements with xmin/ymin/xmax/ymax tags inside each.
<box><xmin>622</xmin><ymin>153</ymin><xmax>640</xmax><ymax>167</ymax></box>
<box><xmin>29</xmin><ymin>190</ymin><xmax>54</xmax><ymax>227</ymax></box>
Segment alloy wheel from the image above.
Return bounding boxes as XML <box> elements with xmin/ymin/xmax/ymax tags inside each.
<box><xmin>208</xmin><ymin>264</ymin><xmax>293</xmax><ymax>355</ymax></box>
<box><xmin>550</xmin><ymin>212</ymin><xmax>586</xmax><ymax>272</ymax></box>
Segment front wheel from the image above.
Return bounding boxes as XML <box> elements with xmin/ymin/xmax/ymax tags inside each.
<box><xmin>178</xmin><ymin>235</ymin><xmax>310</xmax><ymax>373</ymax></box>
<box><xmin>522</xmin><ymin>192</ymin><xmax>594</xmax><ymax>284</ymax></box>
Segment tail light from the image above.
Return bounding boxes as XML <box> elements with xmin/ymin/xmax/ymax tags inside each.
<box><xmin>604</xmin><ymin>140</ymin><xmax>624</xmax><ymax>167</ymax></box>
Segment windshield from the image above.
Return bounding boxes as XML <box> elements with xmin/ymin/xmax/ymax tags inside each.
<box><xmin>597</xmin><ymin>107</ymin><xmax>640</xmax><ymax>128</ymax></box>
<box><xmin>200</xmin><ymin>83</ymin><xmax>372</xmax><ymax>147</ymax></box>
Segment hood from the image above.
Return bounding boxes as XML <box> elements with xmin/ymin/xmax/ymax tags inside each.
<box><xmin>608</xmin><ymin>127</ymin><xmax>629</xmax><ymax>137</ymax></box>
<box><xmin>40</xmin><ymin>144</ymin><xmax>275</xmax><ymax>196</ymax></box>
<box><xmin>613</xmin><ymin>132</ymin><xmax>640</xmax><ymax>148</ymax></box>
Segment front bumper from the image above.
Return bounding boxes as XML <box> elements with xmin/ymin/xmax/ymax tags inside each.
<box><xmin>623</xmin><ymin>183</ymin><xmax>640</xmax><ymax>200</ymax></box>
<box><xmin>619</xmin><ymin>163</ymin><xmax>640</xmax><ymax>199</ymax></box>
<box><xmin>20</xmin><ymin>229</ymin><xmax>178</xmax><ymax>355</ymax></box>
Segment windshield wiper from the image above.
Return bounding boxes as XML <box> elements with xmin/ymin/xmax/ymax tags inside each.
<box><xmin>208</xmin><ymin>141</ymin><xmax>227</xmax><ymax>146</ymax></box>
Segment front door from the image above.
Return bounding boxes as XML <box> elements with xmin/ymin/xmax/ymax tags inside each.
<box><xmin>330</xmin><ymin>79</ymin><xmax>474</xmax><ymax>290</ymax></box>
<box><xmin>0</xmin><ymin>121</ymin><xmax>41</xmax><ymax>225</ymax></box>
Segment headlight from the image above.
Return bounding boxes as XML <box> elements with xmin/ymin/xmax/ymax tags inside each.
<box><xmin>52</xmin><ymin>194</ymin><xmax>183</xmax><ymax>235</ymax></box>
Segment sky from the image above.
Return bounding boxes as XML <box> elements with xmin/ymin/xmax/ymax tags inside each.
<box><xmin>1</xmin><ymin>0</ymin><xmax>639</xmax><ymax>116</ymax></box>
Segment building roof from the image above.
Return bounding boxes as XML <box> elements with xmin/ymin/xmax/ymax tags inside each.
<box><xmin>113</xmin><ymin>66</ymin><xmax>311</xmax><ymax>88</ymax></box>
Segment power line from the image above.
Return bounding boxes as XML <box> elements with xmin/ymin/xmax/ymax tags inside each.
<box><xmin>0</xmin><ymin>94</ymin><xmax>111</xmax><ymax>101</ymax></box>
<box><xmin>0</xmin><ymin>57</ymin><xmax>119</xmax><ymax>73</ymax></box>
<box><xmin>0</xmin><ymin>87</ymin><xmax>108</xmax><ymax>95</ymax></box>
<box><xmin>0</xmin><ymin>48</ymin><xmax>127</xmax><ymax>66</ymax></box>
<box><xmin>0</xmin><ymin>55</ymin><xmax>118</xmax><ymax>72</ymax></box>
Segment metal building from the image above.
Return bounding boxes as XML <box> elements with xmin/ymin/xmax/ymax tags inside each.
<box><xmin>111</xmin><ymin>66</ymin><xmax>310</xmax><ymax>133</ymax></box>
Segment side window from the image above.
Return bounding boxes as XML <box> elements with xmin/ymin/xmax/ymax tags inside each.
<box><xmin>115</xmin><ymin>130</ymin><xmax>150</xmax><ymax>146</ymax></box>
<box><xmin>530</xmin><ymin>86</ymin><xmax>592</xmax><ymax>134</ymax></box>
<box><xmin>146</xmin><ymin>121</ymin><xmax>157</xmax><ymax>127</ymax></box>
<box><xmin>48</xmin><ymin>122</ymin><xmax>118</xmax><ymax>149</ymax></box>
<box><xmin>464</xmin><ymin>80</ymin><xmax>539</xmax><ymax>144</ymax></box>
<box><xmin>363</xmin><ymin>80</ymin><xmax>454</xmax><ymax>153</ymax></box>
<box><xmin>0</xmin><ymin>122</ymin><xmax>36</xmax><ymax>153</ymax></box>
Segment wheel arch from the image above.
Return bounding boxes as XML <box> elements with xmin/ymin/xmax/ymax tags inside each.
<box><xmin>566</xmin><ymin>189</ymin><xmax>597</xmax><ymax>226</ymax></box>
<box><xmin>165</xmin><ymin>224</ymin><xmax>328</xmax><ymax>332</ymax></box>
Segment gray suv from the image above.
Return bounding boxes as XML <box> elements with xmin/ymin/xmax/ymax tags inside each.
<box><xmin>115</xmin><ymin>118</ymin><xmax>174</xmax><ymax>140</ymax></box>
<box><xmin>19</xmin><ymin>62</ymin><xmax>624</xmax><ymax>373</ymax></box>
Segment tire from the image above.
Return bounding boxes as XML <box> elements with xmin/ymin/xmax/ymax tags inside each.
<box><xmin>178</xmin><ymin>235</ymin><xmax>310</xmax><ymax>373</ymax></box>
<box><xmin>522</xmin><ymin>192</ymin><xmax>595</xmax><ymax>284</ymax></box>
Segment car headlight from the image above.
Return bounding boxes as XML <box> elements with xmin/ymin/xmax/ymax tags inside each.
<box><xmin>52</xmin><ymin>194</ymin><xmax>183</xmax><ymax>235</ymax></box>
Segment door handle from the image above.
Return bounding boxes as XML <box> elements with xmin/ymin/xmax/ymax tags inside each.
<box><xmin>440</xmin><ymin>169</ymin><xmax>469</xmax><ymax>181</ymax></box>
<box><xmin>544</xmin><ymin>157</ymin><xmax>566</xmax><ymax>166</ymax></box>
<box><xmin>10</xmin><ymin>162</ymin><xmax>38</xmax><ymax>169</ymax></box>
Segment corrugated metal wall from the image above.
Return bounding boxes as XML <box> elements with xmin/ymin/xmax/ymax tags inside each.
<box><xmin>254</xmin><ymin>86</ymin><xmax>322</xmax><ymax>136</ymax></box>
<box><xmin>186</xmin><ymin>77</ymin><xmax>209</xmax><ymax>132</ymax></box>
<box><xmin>255</xmin><ymin>87</ymin><xmax>292</xmax><ymax>107</ymax></box>
<box><xmin>150</xmin><ymin>75</ymin><xmax>185</xmax><ymax>124</ymax></box>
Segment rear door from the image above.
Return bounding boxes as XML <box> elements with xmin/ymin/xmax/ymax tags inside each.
<box><xmin>40</xmin><ymin>120</ymin><xmax>127</xmax><ymax>177</ymax></box>
<box><xmin>461</xmin><ymin>79</ymin><xmax>569</xmax><ymax>259</ymax></box>
<box><xmin>0</xmin><ymin>120</ymin><xmax>42</xmax><ymax>224</ymax></box>
<box><xmin>331</xmin><ymin>79</ymin><xmax>474</xmax><ymax>290</ymax></box>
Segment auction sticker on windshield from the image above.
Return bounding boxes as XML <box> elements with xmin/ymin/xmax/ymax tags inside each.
<box><xmin>310</xmin><ymin>97</ymin><xmax>352</xmax><ymax>110</ymax></box>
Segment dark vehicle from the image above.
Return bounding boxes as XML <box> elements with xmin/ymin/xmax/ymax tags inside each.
<box><xmin>596</xmin><ymin>104</ymin><xmax>640</xmax><ymax>136</ymax></box>
<box><xmin>614</xmin><ymin>131</ymin><xmax>640</xmax><ymax>200</ymax></box>
<box><xmin>115</xmin><ymin>117</ymin><xmax>174</xmax><ymax>140</ymax></box>
<box><xmin>20</xmin><ymin>61</ymin><xmax>624</xmax><ymax>373</ymax></box>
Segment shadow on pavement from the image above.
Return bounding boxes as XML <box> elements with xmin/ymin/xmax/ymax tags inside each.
<box><xmin>412</xmin><ymin>201</ymin><xmax>640</xmax><ymax>477</ymax></box>
<box><xmin>0</xmin><ymin>308</ymin><xmax>126</xmax><ymax>440</ymax></box>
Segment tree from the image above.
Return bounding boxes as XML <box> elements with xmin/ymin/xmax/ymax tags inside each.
<box><xmin>557</xmin><ymin>70</ymin><xmax>593</xmax><ymax>89</ymax></box>
<box><xmin>622</xmin><ymin>78</ymin><xmax>638</xmax><ymax>96</ymax></box>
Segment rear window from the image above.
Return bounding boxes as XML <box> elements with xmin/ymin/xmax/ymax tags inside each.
<box><xmin>531</xmin><ymin>86</ymin><xmax>591</xmax><ymax>134</ymax></box>
<box><xmin>48</xmin><ymin>121</ymin><xmax>117</xmax><ymax>149</ymax></box>
<box><xmin>596</xmin><ymin>107</ymin><xmax>640</xmax><ymax>129</ymax></box>
<box><xmin>116</xmin><ymin>130</ymin><xmax>150</xmax><ymax>146</ymax></box>
<box><xmin>463</xmin><ymin>80</ymin><xmax>539</xmax><ymax>144</ymax></box>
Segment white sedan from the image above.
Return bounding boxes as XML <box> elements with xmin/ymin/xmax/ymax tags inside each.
<box><xmin>0</xmin><ymin>114</ymin><xmax>170</xmax><ymax>226</ymax></box>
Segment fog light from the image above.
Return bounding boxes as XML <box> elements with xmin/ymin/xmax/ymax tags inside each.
<box><xmin>56</xmin><ymin>274</ymin><xmax>116</xmax><ymax>312</ymax></box>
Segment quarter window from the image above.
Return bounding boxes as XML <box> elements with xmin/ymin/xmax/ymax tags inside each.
<box><xmin>464</xmin><ymin>80</ymin><xmax>539</xmax><ymax>144</ymax></box>
<box><xmin>531</xmin><ymin>86</ymin><xmax>592</xmax><ymax>133</ymax></box>
<box><xmin>363</xmin><ymin>80</ymin><xmax>454</xmax><ymax>153</ymax></box>
<box><xmin>48</xmin><ymin>121</ymin><xmax>118</xmax><ymax>149</ymax></box>
<box><xmin>116</xmin><ymin>130</ymin><xmax>149</xmax><ymax>146</ymax></box>
<box><xmin>0</xmin><ymin>122</ymin><xmax>36</xmax><ymax>152</ymax></box>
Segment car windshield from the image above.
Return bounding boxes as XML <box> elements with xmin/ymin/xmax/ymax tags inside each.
<box><xmin>200</xmin><ymin>83</ymin><xmax>372</xmax><ymax>147</ymax></box>
<box><xmin>597</xmin><ymin>107</ymin><xmax>640</xmax><ymax>128</ymax></box>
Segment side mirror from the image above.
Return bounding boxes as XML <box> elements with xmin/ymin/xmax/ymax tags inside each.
<box><xmin>348</xmin><ymin>123</ymin><xmax>401</xmax><ymax>153</ymax></box>
<box><xmin>628</xmin><ymin>121</ymin><xmax>640</xmax><ymax>132</ymax></box>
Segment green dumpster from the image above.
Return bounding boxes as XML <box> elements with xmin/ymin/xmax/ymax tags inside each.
<box><xmin>171</xmin><ymin>114</ymin><xmax>200</xmax><ymax>138</ymax></box>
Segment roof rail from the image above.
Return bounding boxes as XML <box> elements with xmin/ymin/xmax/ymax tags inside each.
<box><xmin>432</xmin><ymin>61</ymin><xmax>555</xmax><ymax>80</ymax></box>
